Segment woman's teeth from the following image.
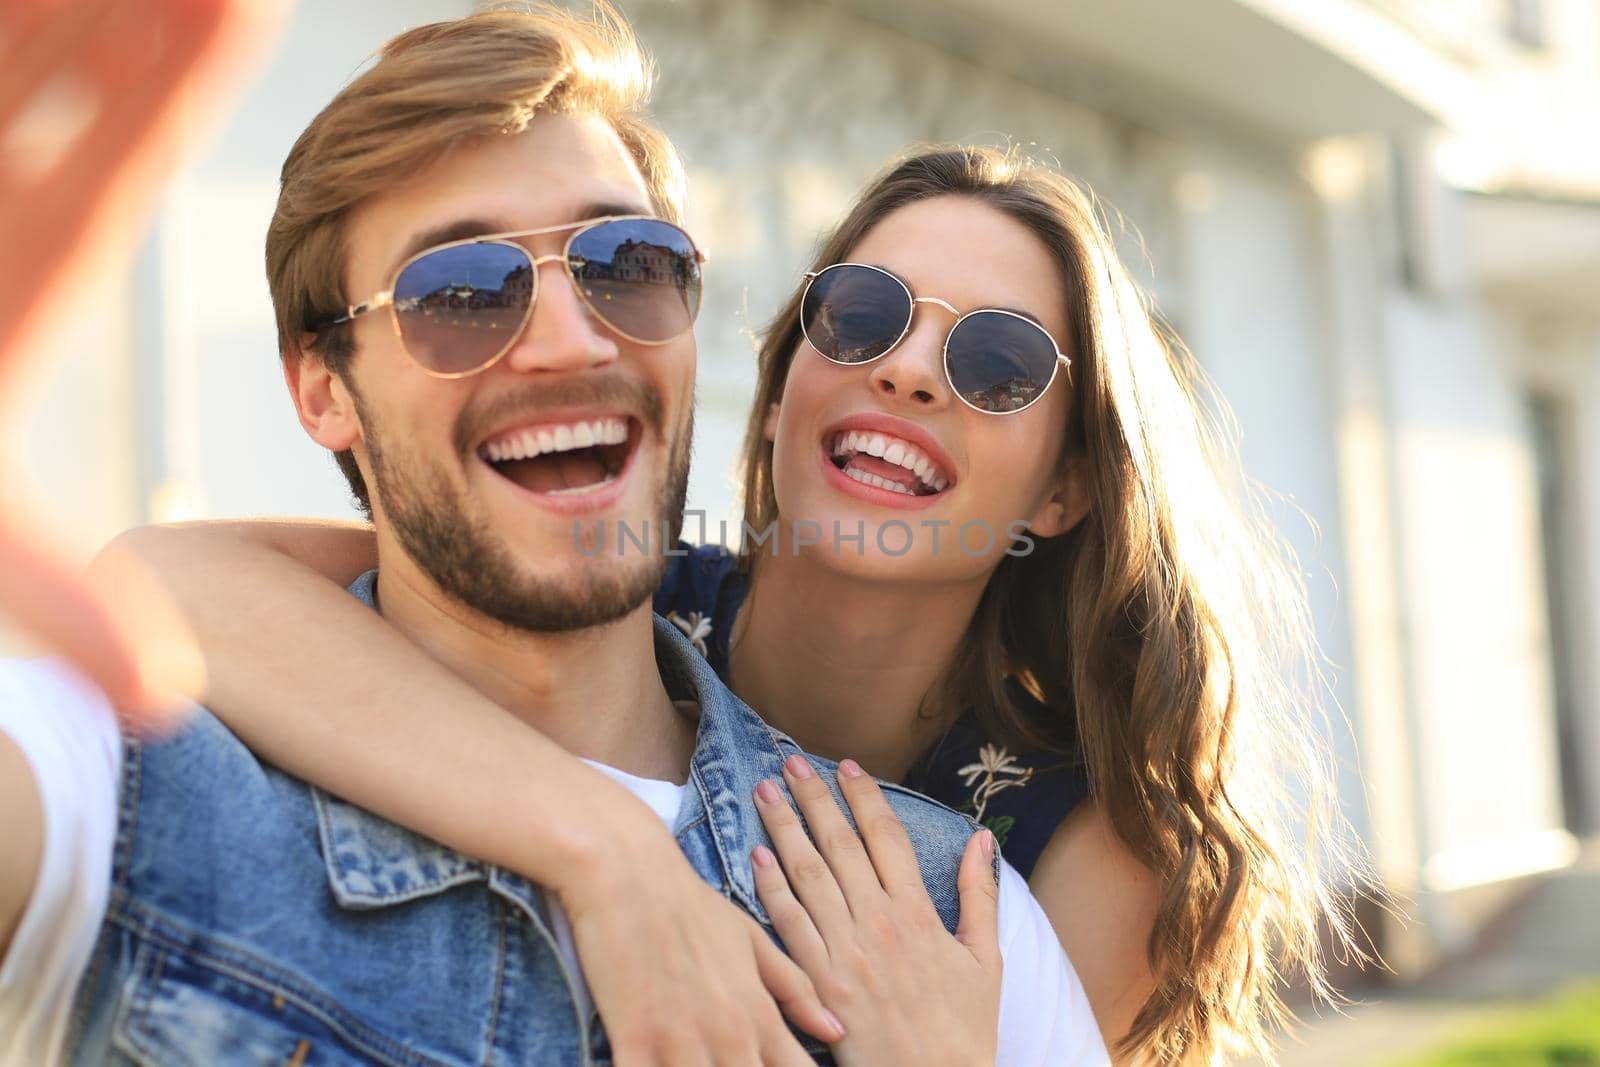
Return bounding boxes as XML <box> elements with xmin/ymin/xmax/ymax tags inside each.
<box><xmin>843</xmin><ymin>466</ymin><xmax>916</xmax><ymax>495</ymax></box>
<box><xmin>829</xmin><ymin>430</ymin><xmax>950</xmax><ymax>494</ymax></box>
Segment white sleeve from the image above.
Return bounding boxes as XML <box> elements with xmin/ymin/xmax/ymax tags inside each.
<box><xmin>0</xmin><ymin>660</ymin><xmax>122</xmax><ymax>1067</ymax></box>
<box><xmin>995</xmin><ymin>859</ymin><xmax>1111</xmax><ymax>1067</ymax></box>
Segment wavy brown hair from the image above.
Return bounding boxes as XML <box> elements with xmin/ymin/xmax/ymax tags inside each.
<box><xmin>739</xmin><ymin>146</ymin><xmax>1367</xmax><ymax>1063</ymax></box>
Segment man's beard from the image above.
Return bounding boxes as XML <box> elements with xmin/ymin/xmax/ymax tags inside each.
<box><xmin>353</xmin><ymin>378</ymin><xmax>691</xmax><ymax>633</ymax></box>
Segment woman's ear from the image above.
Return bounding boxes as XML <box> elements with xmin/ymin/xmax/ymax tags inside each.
<box><xmin>762</xmin><ymin>400</ymin><xmax>781</xmax><ymax>443</ymax></box>
<box><xmin>1027</xmin><ymin>456</ymin><xmax>1092</xmax><ymax>539</ymax></box>
<box><xmin>283</xmin><ymin>337</ymin><xmax>360</xmax><ymax>452</ymax></box>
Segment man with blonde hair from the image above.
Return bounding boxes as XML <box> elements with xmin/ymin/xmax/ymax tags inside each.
<box><xmin>0</xmin><ymin>6</ymin><xmax>1104</xmax><ymax>1065</ymax></box>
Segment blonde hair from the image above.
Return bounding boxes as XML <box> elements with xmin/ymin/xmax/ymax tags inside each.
<box><xmin>264</xmin><ymin>3</ymin><xmax>685</xmax><ymax>508</ymax></box>
<box><xmin>740</xmin><ymin>146</ymin><xmax>1368</xmax><ymax>1063</ymax></box>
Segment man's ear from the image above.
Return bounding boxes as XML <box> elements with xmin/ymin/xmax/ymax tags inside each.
<box><xmin>1026</xmin><ymin>455</ymin><xmax>1092</xmax><ymax>539</ymax></box>
<box><xmin>283</xmin><ymin>336</ymin><xmax>360</xmax><ymax>451</ymax></box>
<box><xmin>762</xmin><ymin>400</ymin><xmax>780</xmax><ymax>443</ymax></box>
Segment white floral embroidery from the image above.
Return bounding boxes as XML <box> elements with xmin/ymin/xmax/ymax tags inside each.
<box><xmin>667</xmin><ymin>610</ymin><xmax>713</xmax><ymax>657</ymax></box>
<box><xmin>956</xmin><ymin>743</ymin><xmax>1034</xmax><ymax>822</ymax></box>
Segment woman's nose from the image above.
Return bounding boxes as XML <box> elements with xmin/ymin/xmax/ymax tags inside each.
<box><xmin>870</xmin><ymin>310</ymin><xmax>950</xmax><ymax>407</ymax></box>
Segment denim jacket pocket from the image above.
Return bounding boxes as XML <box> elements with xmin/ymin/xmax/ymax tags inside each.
<box><xmin>112</xmin><ymin>941</ymin><xmax>441</xmax><ymax>1067</ymax></box>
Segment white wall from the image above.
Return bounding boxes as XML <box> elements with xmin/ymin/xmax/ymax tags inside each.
<box><xmin>157</xmin><ymin>0</ymin><xmax>475</xmax><ymax>524</ymax></box>
<box><xmin>1564</xmin><ymin>325</ymin><xmax>1600</xmax><ymax>833</ymax></box>
<box><xmin>1174</xmin><ymin>144</ymin><xmax>1370</xmax><ymax>849</ymax></box>
<box><xmin>1384</xmin><ymin>292</ymin><xmax>1567</xmax><ymax>887</ymax></box>
<box><xmin>1497</xmin><ymin>289</ymin><xmax>1600</xmax><ymax>836</ymax></box>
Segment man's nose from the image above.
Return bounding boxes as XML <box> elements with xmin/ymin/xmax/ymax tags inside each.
<box><xmin>500</xmin><ymin>254</ymin><xmax>620</xmax><ymax>373</ymax></box>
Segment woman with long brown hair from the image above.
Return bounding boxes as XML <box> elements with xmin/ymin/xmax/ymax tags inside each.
<box><xmin>113</xmin><ymin>144</ymin><xmax>1362</xmax><ymax>1062</ymax></box>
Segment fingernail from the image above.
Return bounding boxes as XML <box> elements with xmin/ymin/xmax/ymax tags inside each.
<box><xmin>784</xmin><ymin>754</ymin><xmax>815</xmax><ymax>780</ymax></box>
<box><xmin>756</xmin><ymin>779</ymin><xmax>783</xmax><ymax>804</ymax></box>
<box><xmin>825</xmin><ymin>1008</ymin><xmax>847</xmax><ymax>1039</ymax></box>
<box><xmin>752</xmin><ymin>845</ymin><xmax>777</xmax><ymax>868</ymax></box>
<box><xmin>980</xmin><ymin>829</ymin><xmax>996</xmax><ymax>860</ymax></box>
<box><xmin>839</xmin><ymin>758</ymin><xmax>864</xmax><ymax>779</ymax></box>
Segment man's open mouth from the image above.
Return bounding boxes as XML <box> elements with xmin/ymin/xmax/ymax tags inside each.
<box><xmin>826</xmin><ymin>430</ymin><xmax>951</xmax><ymax>497</ymax></box>
<box><xmin>478</xmin><ymin>416</ymin><xmax>637</xmax><ymax>495</ymax></box>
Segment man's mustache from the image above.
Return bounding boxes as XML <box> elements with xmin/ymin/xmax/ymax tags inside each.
<box><xmin>454</xmin><ymin>373</ymin><xmax>664</xmax><ymax>458</ymax></box>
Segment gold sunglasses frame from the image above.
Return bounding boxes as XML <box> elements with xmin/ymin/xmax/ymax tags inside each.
<box><xmin>327</xmin><ymin>214</ymin><xmax>708</xmax><ymax>380</ymax></box>
<box><xmin>801</xmin><ymin>261</ymin><xmax>1071</xmax><ymax>416</ymax></box>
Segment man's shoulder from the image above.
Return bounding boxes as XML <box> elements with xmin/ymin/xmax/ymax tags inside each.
<box><xmin>803</xmin><ymin>749</ymin><xmax>980</xmax><ymax>839</ymax></box>
<box><xmin>764</xmin><ymin>742</ymin><xmax>979</xmax><ymax>870</ymax></box>
<box><xmin>769</xmin><ymin>743</ymin><xmax>987</xmax><ymax>937</ymax></box>
<box><xmin>125</xmin><ymin>702</ymin><xmax>311</xmax><ymax>827</ymax></box>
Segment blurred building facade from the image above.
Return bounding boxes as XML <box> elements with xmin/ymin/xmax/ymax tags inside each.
<box><xmin>10</xmin><ymin>0</ymin><xmax>1599</xmax><ymax>981</ymax></box>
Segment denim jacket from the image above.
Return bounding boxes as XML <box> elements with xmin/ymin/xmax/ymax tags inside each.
<box><xmin>63</xmin><ymin>573</ymin><xmax>986</xmax><ymax>1065</ymax></box>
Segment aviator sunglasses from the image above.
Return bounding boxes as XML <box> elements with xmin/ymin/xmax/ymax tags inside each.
<box><xmin>320</xmin><ymin>215</ymin><xmax>705</xmax><ymax>378</ymax></box>
<box><xmin>800</xmin><ymin>262</ymin><xmax>1071</xmax><ymax>414</ymax></box>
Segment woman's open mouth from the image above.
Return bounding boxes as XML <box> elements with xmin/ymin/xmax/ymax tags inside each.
<box><xmin>825</xmin><ymin>429</ymin><xmax>951</xmax><ymax>497</ymax></box>
<box><xmin>478</xmin><ymin>415</ymin><xmax>638</xmax><ymax>496</ymax></box>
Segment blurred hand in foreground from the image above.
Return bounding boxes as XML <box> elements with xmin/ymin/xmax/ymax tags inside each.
<box><xmin>0</xmin><ymin>0</ymin><xmax>288</xmax><ymax>725</ymax></box>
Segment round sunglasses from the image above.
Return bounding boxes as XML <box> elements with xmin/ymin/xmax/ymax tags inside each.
<box><xmin>321</xmin><ymin>215</ymin><xmax>705</xmax><ymax>378</ymax></box>
<box><xmin>800</xmin><ymin>262</ymin><xmax>1071</xmax><ymax>415</ymax></box>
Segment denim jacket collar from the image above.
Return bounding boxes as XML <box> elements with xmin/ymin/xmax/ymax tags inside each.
<box><xmin>312</xmin><ymin>573</ymin><xmax>551</xmax><ymax>923</ymax></box>
<box><xmin>655</xmin><ymin>613</ymin><xmax>793</xmax><ymax>925</ymax></box>
<box><xmin>315</xmin><ymin>571</ymin><xmax>786</xmax><ymax>924</ymax></box>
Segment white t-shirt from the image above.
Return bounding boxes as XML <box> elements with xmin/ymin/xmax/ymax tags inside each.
<box><xmin>0</xmin><ymin>659</ymin><xmax>1107</xmax><ymax>1066</ymax></box>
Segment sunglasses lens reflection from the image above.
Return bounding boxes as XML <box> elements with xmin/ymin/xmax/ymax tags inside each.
<box><xmin>802</xmin><ymin>264</ymin><xmax>910</xmax><ymax>364</ymax></box>
<box><xmin>393</xmin><ymin>243</ymin><xmax>533</xmax><ymax>375</ymax></box>
<box><xmin>946</xmin><ymin>312</ymin><xmax>1060</xmax><ymax>413</ymax></box>
<box><xmin>391</xmin><ymin>220</ymin><xmax>702</xmax><ymax>375</ymax></box>
<box><xmin>567</xmin><ymin>218</ymin><xmax>702</xmax><ymax>343</ymax></box>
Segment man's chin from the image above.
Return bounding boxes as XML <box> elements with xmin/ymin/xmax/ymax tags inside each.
<box><xmin>473</xmin><ymin>551</ymin><xmax>666</xmax><ymax>633</ymax></box>
<box><xmin>379</xmin><ymin>484</ymin><xmax>666</xmax><ymax>635</ymax></box>
<box><xmin>367</xmin><ymin>408</ymin><xmax>689</xmax><ymax>636</ymax></box>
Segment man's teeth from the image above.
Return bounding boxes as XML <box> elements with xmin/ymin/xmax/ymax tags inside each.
<box><xmin>482</xmin><ymin>417</ymin><xmax>629</xmax><ymax>462</ymax></box>
<box><xmin>830</xmin><ymin>430</ymin><xmax>950</xmax><ymax>492</ymax></box>
<box><xmin>545</xmin><ymin>472</ymin><xmax>619</xmax><ymax>496</ymax></box>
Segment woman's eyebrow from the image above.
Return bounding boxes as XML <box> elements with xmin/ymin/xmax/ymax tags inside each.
<box><xmin>992</xmin><ymin>305</ymin><xmax>1046</xmax><ymax>326</ymax></box>
<box><xmin>858</xmin><ymin>262</ymin><xmax>1053</xmax><ymax>325</ymax></box>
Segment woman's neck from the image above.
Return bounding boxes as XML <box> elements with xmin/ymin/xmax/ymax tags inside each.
<box><xmin>728</xmin><ymin>545</ymin><xmax>988</xmax><ymax>782</ymax></box>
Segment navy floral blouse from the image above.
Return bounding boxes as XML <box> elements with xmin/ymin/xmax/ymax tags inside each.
<box><xmin>654</xmin><ymin>543</ymin><xmax>1089</xmax><ymax>879</ymax></box>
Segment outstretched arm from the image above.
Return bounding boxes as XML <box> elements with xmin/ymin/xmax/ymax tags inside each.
<box><xmin>99</xmin><ymin>519</ymin><xmax>844</xmax><ymax>1061</ymax></box>
<box><xmin>0</xmin><ymin>736</ymin><xmax>44</xmax><ymax>962</ymax></box>
<box><xmin>0</xmin><ymin>0</ymin><xmax>284</xmax><ymax>723</ymax></box>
